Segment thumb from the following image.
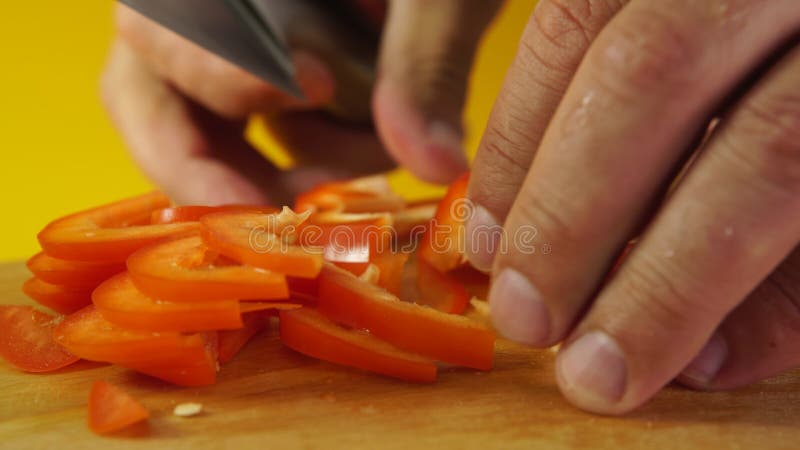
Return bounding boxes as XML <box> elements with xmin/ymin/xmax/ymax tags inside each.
<box><xmin>373</xmin><ymin>0</ymin><xmax>502</xmax><ymax>184</ymax></box>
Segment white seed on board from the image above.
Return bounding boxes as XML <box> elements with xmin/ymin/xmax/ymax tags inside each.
<box><xmin>173</xmin><ymin>402</ymin><xmax>204</xmax><ymax>417</ymax></box>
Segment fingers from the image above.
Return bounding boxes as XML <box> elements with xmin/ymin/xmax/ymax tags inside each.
<box><xmin>264</xmin><ymin>111</ymin><xmax>396</xmax><ymax>177</ymax></box>
<box><xmin>102</xmin><ymin>40</ymin><xmax>279</xmax><ymax>205</ymax></box>
<box><xmin>489</xmin><ymin>0</ymin><xmax>800</xmax><ymax>348</ymax></box>
<box><xmin>679</xmin><ymin>248</ymin><xmax>800</xmax><ymax>390</ymax></box>
<box><xmin>466</xmin><ymin>0</ymin><xmax>627</xmax><ymax>271</ymax></box>
<box><xmin>372</xmin><ymin>0</ymin><xmax>502</xmax><ymax>184</ymax></box>
<box><xmin>554</xmin><ymin>42</ymin><xmax>800</xmax><ymax>414</ymax></box>
<box><xmin>114</xmin><ymin>4</ymin><xmax>334</xmax><ymax>119</ymax></box>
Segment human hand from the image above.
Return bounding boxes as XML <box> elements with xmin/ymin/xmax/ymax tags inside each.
<box><xmin>102</xmin><ymin>1</ymin><xmax>502</xmax><ymax>206</ymax></box>
<box><xmin>465</xmin><ymin>0</ymin><xmax>800</xmax><ymax>414</ymax></box>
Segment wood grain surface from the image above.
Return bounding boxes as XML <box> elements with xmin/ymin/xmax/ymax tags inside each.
<box><xmin>0</xmin><ymin>261</ymin><xmax>798</xmax><ymax>450</ymax></box>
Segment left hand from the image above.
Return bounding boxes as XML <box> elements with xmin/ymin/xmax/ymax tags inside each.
<box><xmin>465</xmin><ymin>0</ymin><xmax>800</xmax><ymax>414</ymax></box>
<box><xmin>102</xmin><ymin>1</ymin><xmax>502</xmax><ymax>206</ymax></box>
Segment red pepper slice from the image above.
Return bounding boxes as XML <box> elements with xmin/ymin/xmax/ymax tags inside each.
<box><xmin>294</xmin><ymin>175</ymin><xmax>405</xmax><ymax>213</ymax></box>
<box><xmin>218</xmin><ymin>312</ymin><xmax>269</xmax><ymax>364</ymax></box>
<box><xmin>54</xmin><ymin>306</ymin><xmax>217</xmax><ymax>386</ymax></box>
<box><xmin>88</xmin><ymin>381</ymin><xmax>149</xmax><ymax>434</ymax></box>
<box><xmin>38</xmin><ymin>192</ymin><xmax>199</xmax><ymax>262</ymax></box>
<box><xmin>26</xmin><ymin>252</ymin><xmax>124</xmax><ymax>289</ymax></box>
<box><xmin>447</xmin><ymin>265</ymin><xmax>491</xmax><ymax>300</ymax></box>
<box><xmin>0</xmin><ymin>305</ymin><xmax>80</xmax><ymax>372</ymax></box>
<box><xmin>287</xmin><ymin>276</ymin><xmax>319</xmax><ymax>302</ymax></box>
<box><xmin>151</xmin><ymin>205</ymin><xmax>278</xmax><ymax>224</ymax></box>
<box><xmin>335</xmin><ymin>250</ymin><xmax>409</xmax><ymax>296</ymax></box>
<box><xmin>279</xmin><ymin>308</ymin><xmax>437</xmax><ymax>383</ymax></box>
<box><xmin>127</xmin><ymin>236</ymin><xmax>288</xmax><ymax>302</ymax></box>
<box><xmin>238</xmin><ymin>302</ymin><xmax>300</xmax><ymax>314</ymax></box>
<box><xmin>317</xmin><ymin>263</ymin><xmax>494</xmax><ymax>370</ymax></box>
<box><xmin>298</xmin><ymin>211</ymin><xmax>394</xmax><ymax>263</ymax></box>
<box><xmin>201</xmin><ymin>208</ymin><xmax>323</xmax><ymax>278</ymax></box>
<box><xmin>22</xmin><ymin>277</ymin><xmax>93</xmax><ymax>314</ymax></box>
<box><xmin>418</xmin><ymin>172</ymin><xmax>470</xmax><ymax>272</ymax></box>
<box><xmin>415</xmin><ymin>258</ymin><xmax>470</xmax><ymax>315</ymax></box>
<box><xmin>93</xmin><ymin>272</ymin><xmax>244</xmax><ymax>331</ymax></box>
<box><xmin>391</xmin><ymin>200</ymin><xmax>438</xmax><ymax>240</ymax></box>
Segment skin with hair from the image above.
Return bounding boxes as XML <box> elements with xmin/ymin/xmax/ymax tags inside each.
<box><xmin>465</xmin><ymin>0</ymin><xmax>800</xmax><ymax>414</ymax></box>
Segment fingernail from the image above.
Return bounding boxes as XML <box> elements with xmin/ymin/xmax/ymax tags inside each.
<box><xmin>557</xmin><ymin>331</ymin><xmax>627</xmax><ymax>405</ymax></box>
<box><xmin>681</xmin><ymin>332</ymin><xmax>727</xmax><ymax>386</ymax></box>
<box><xmin>292</xmin><ymin>51</ymin><xmax>335</xmax><ymax>105</ymax></box>
<box><xmin>427</xmin><ymin>121</ymin><xmax>465</xmax><ymax>158</ymax></box>
<box><xmin>465</xmin><ymin>204</ymin><xmax>501</xmax><ymax>272</ymax></box>
<box><xmin>426</xmin><ymin>121</ymin><xmax>469</xmax><ymax>175</ymax></box>
<box><xmin>489</xmin><ymin>268</ymin><xmax>550</xmax><ymax>345</ymax></box>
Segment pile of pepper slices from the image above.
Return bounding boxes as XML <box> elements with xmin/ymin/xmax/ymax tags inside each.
<box><xmin>0</xmin><ymin>173</ymin><xmax>495</xmax><ymax>386</ymax></box>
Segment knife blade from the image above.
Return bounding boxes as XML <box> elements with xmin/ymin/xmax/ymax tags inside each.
<box><xmin>118</xmin><ymin>0</ymin><xmax>378</xmax><ymax>122</ymax></box>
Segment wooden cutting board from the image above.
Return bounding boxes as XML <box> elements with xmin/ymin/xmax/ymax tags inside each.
<box><xmin>0</xmin><ymin>261</ymin><xmax>798</xmax><ymax>449</ymax></box>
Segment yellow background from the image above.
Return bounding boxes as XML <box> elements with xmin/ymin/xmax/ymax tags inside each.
<box><xmin>0</xmin><ymin>1</ymin><xmax>535</xmax><ymax>262</ymax></box>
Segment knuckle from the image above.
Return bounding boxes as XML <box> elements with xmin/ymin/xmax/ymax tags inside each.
<box><xmin>513</xmin><ymin>185</ymin><xmax>578</xmax><ymax>244</ymax></box>
<box><xmin>618</xmin><ymin>253</ymin><xmax>719</xmax><ymax>329</ymax></box>
<box><xmin>476</xmin><ymin>128</ymin><xmax>536</xmax><ymax>210</ymax></box>
<box><xmin>220</xmin><ymin>87</ymin><xmax>269</xmax><ymax>118</ymax></box>
<box><xmin>590</xmin><ymin>6</ymin><xmax>703</xmax><ymax>95</ymax></box>
<box><xmin>201</xmin><ymin>68</ymin><xmax>276</xmax><ymax>118</ymax></box>
<box><xmin>523</xmin><ymin>0</ymin><xmax>610</xmax><ymax>77</ymax></box>
<box><xmin>481</xmin><ymin>111</ymin><xmax>538</xmax><ymax>171</ymax></box>
<box><xmin>701</xmin><ymin>0</ymin><xmax>755</xmax><ymax>29</ymax></box>
<box><xmin>531</xmin><ymin>0</ymin><xmax>595</xmax><ymax>50</ymax></box>
<box><xmin>730</xmin><ymin>92</ymin><xmax>800</xmax><ymax>190</ymax></box>
<box><xmin>765</xmin><ymin>253</ymin><xmax>800</xmax><ymax>335</ymax></box>
<box><xmin>469</xmin><ymin>169</ymin><xmax>520</xmax><ymax>217</ymax></box>
<box><xmin>407</xmin><ymin>51</ymin><xmax>471</xmax><ymax>111</ymax></box>
<box><xmin>746</xmin><ymin>277</ymin><xmax>800</xmax><ymax>352</ymax></box>
<box><xmin>114</xmin><ymin>5</ymin><xmax>138</xmax><ymax>38</ymax></box>
<box><xmin>514</xmin><ymin>35</ymin><xmax>574</xmax><ymax>85</ymax></box>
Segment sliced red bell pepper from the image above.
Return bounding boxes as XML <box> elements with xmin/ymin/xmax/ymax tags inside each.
<box><xmin>0</xmin><ymin>305</ymin><xmax>79</xmax><ymax>372</ymax></box>
<box><xmin>415</xmin><ymin>258</ymin><xmax>470</xmax><ymax>315</ymax></box>
<box><xmin>287</xmin><ymin>276</ymin><xmax>319</xmax><ymax>302</ymax></box>
<box><xmin>54</xmin><ymin>306</ymin><xmax>217</xmax><ymax>386</ymax></box>
<box><xmin>317</xmin><ymin>264</ymin><xmax>494</xmax><ymax>370</ymax></box>
<box><xmin>38</xmin><ymin>192</ymin><xmax>199</xmax><ymax>262</ymax></box>
<box><xmin>150</xmin><ymin>205</ymin><xmax>278</xmax><ymax>224</ymax></box>
<box><xmin>201</xmin><ymin>208</ymin><xmax>323</xmax><ymax>278</ymax></box>
<box><xmin>334</xmin><ymin>250</ymin><xmax>409</xmax><ymax>296</ymax></box>
<box><xmin>218</xmin><ymin>312</ymin><xmax>269</xmax><ymax>364</ymax></box>
<box><xmin>391</xmin><ymin>199</ymin><xmax>438</xmax><ymax>240</ymax></box>
<box><xmin>238</xmin><ymin>302</ymin><xmax>301</xmax><ymax>314</ymax></box>
<box><xmin>418</xmin><ymin>172</ymin><xmax>470</xmax><ymax>272</ymax></box>
<box><xmin>26</xmin><ymin>252</ymin><xmax>124</xmax><ymax>289</ymax></box>
<box><xmin>447</xmin><ymin>264</ymin><xmax>491</xmax><ymax>300</ymax></box>
<box><xmin>22</xmin><ymin>277</ymin><xmax>93</xmax><ymax>314</ymax></box>
<box><xmin>371</xmin><ymin>251</ymin><xmax>409</xmax><ymax>295</ymax></box>
<box><xmin>135</xmin><ymin>361</ymin><xmax>217</xmax><ymax>386</ymax></box>
<box><xmin>88</xmin><ymin>381</ymin><xmax>149</xmax><ymax>434</ymax></box>
<box><xmin>298</xmin><ymin>211</ymin><xmax>394</xmax><ymax>263</ymax></box>
<box><xmin>279</xmin><ymin>308</ymin><xmax>437</xmax><ymax>383</ymax></box>
<box><xmin>127</xmin><ymin>236</ymin><xmax>288</xmax><ymax>302</ymax></box>
<box><xmin>357</xmin><ymin>263</ymin><xmax>381</xmax><ymax>284</ymax></box>
<box><xmin>93</xmin><ymin>272</ymin><xmax>244</xmax><ymax>331</ymax></box>
<box><xmin>294</xmin><ymin>175</ymin><xmax>405</xmax><ymax>213</ymax></box>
